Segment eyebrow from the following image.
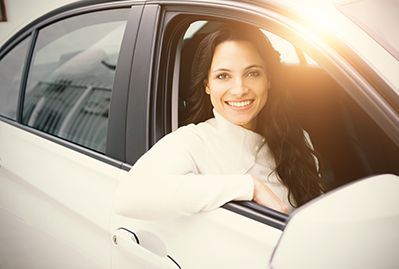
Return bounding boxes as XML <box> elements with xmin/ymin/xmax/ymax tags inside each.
<box><xmin>211</xmin><ymin>64</ymin><xmax>265</xmax><ymax>73</ymax></box>
<box><xmin>245</xmin><ymin>64</ymin><xmax>265</xmax><ymax>70</ymax></box>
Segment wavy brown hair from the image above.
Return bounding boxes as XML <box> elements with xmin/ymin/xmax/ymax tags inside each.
<box><xmin>181</xmin><ymin>22</ymin><xmax>323</xmax><ymax>207</ymax></box>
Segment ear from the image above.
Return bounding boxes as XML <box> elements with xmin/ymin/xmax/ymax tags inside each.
<box><xmin>205</xmin><ymin>85</ymin><xmax>211</xmax><ymax>95</ymax></box>
<box><xmin>204</xmin><ymin>80</ymin><xmax>210</xmax><ymax>95</ymax></box>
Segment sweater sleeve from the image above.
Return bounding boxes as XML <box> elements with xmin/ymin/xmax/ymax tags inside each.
<box><xmin>114</xmin><ymin>127</ymin><xmax>254</xmax><ymax>220</ymax></box>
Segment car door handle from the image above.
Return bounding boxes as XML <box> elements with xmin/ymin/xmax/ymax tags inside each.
<box><xmin>113</xmin><ymin>227</ymin><xmax>181</xmax><ymax>268</ymax></box>
<box><xmin>114</xmin><ymin>227</ymin><xmax>167</xmax><ymax>256</ymax></box>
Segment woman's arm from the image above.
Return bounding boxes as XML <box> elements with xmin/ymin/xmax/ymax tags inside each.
<box><xmin>114</xmin><ymin>128</ymin><xmax>254</xmax><ymax>220</ymax></box>
<box><xmin>115</xmin><ymin>172</ymin><xmax>254</xmax><ymax>220</ymax></box>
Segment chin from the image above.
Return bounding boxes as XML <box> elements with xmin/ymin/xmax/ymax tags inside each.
<box><xmin>229</xmin><ymin>117</ymin><xmax>252</xmax><ymax>128</ymax></box>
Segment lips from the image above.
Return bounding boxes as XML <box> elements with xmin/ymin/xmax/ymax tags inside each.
<box><xmin>225</xmin><ymin>99</ymin><xmax>254</xmax><ymax>108</ymax></box>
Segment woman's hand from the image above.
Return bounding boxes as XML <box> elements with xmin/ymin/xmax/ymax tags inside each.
<box><xmin>251</xmin><ymin>176</ymin><xmax>289</xmax><ymax>214</ymax></box>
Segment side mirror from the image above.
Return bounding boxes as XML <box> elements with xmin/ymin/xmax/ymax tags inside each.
<box><xmin>270</xmin><ymin>174</ymin><xmax>399</xmax><ymax>269</ymax></box>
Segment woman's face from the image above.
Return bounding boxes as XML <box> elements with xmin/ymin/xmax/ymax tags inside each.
<box><xmin>205</xmin><ymin>40</ymin><xmax>269</xmax><ymax>131</ymax></box>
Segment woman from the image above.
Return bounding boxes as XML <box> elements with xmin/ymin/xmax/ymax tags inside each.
<box><xmin>115</xmin><ymin>22</ymin><xmax>323</xmax><ymax>220</ymax></box>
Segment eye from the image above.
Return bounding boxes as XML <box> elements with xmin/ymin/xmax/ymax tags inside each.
<box><xmin>216</xmin><ymin>73</ymin><xmax>230</xmax><ymax>80</ymax></box>
<box><xmin>247</xmin><ymin>71</ymin><xmax>260</xmax><ymax>77</ymax></box>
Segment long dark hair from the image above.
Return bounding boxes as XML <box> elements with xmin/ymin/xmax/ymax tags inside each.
<box><xmin>181</xmin><ymin>22</ymin><xmax>323</xmax><ymax>207</ymax></box>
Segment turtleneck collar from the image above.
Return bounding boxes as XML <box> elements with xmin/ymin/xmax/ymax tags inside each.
<box><xmin>212</xmin><ymin>109</ymin><xmax>264</xmax><ymax>142</ymax></box>
<box><xmin>206</xmin><ymin>109</ymin><xmax>266</xmax><ymax>173</ymax></box>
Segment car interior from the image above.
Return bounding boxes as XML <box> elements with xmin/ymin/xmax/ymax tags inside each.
<box><xmin>177</xmin><ymin>20</ymin><xmax>399</xmax><ymax>193</ymax></box>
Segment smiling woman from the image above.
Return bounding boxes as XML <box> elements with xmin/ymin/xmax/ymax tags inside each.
<box><xmin>115</xmin><ymin>22</ymin><xmax>323</xmax><ymax>219</ymax></box>
<box><xmin>205</xmin><ymin>40</ymin><xmax>269</xmax><ymax>130</ymax></box>
<box><xmin>184</xmin><ymin>22</ymin><xmax>323</xmax><ymax>207</ymax></box>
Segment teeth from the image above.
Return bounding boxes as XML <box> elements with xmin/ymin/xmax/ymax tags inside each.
<box><xmin>227</xmin><ymin>100</ymin><xmax>252</xmax><ymax>107</ymax></box>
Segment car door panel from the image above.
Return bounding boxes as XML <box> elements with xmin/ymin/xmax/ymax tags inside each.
<box><xmin>0</xmin><ymin>209</ymin><xmax>102</xmax><ymax>269</ymax></box>
<box><xmin>112</xmin><ymin>228</ymin><xmax>180</xmax><ymax>269</ymax></box>
<box><xmin>111</xmin><ymin>208</ymin><xmax>282</xmax><ymax>269</ymax></box>
<box><xmin>0</xmin><ymin>4</ymin><xmax>142</xmax><ymax>269</ymax></box>
<box><xmin>0</xmin><ymin>121</ymin><xmax>122</xmax><ymax>269</ymax></box>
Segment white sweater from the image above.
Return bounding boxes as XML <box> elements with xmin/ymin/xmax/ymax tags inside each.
<box><xmin>115</xmin><ymin>111</ymin><xmax>294</xmax><ymax>220</ymax></box>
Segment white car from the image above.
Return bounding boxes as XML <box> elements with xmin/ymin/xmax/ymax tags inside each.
<box><xmin>0</xmin><ymin>0</ymin><xmax>398</xmax><ymax>268</ymax></box>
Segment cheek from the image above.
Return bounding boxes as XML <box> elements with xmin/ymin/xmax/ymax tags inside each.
<box><xmin>209</xmin><ymin>91</ymin><xmax>223</xmax><ymax>107</ymax></box>
<box><xmin>260</xmin><ymin>90</ymin><xmax>268</xmax><ymax>107</ymax></box>
<box><xmin>208</xmin><ymin>83</ymin><xmax>226</xmax><ymax>101</ymax></box>
<box><xmin>256</xmin><ymin>84</ymin><xmax>269</xmax><ymax>108</ymax></box>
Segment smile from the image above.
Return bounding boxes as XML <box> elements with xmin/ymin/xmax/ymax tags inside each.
<box><xmin>225</xmin><ymin>100</ymin><xmax>254</xmax><ymax>108</ymax></box>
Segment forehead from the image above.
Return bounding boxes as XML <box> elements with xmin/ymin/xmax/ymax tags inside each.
<box><xmin>211</xmin><ymin>40</ymin><xmax>265</xmax><ymax>69</ymax></box>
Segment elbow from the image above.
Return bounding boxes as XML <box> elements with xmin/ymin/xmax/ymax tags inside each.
<box><xmin>113</xmin><ymin>181</ymin><xmax>174</xmax><ymax>220</ymax></box>
<box><xmin>113</xmin><ymin>193</ymin><xmax>157</xmax><ymax>220</ymax></box>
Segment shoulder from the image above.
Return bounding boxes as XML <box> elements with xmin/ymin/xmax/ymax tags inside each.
<box><xmin>170</xmin><ymin>119</ymin><xmax>217</xmax><ymax>142</ymax></box>
<box><xmin>146</xmin><ymin>120</ymin><xmax>215</xmax><ymax>154</ymax></box>
<box><xmin>130</xmin><ymin>120</ymin><xmax>217</xmax><ymax>174</ymax></box>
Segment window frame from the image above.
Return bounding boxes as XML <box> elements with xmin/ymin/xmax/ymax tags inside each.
<box><xmin>124</xmin><ymin>4</ymin><xmax>164</xmax><ymax>167</ymax></box>
<box><xmin>0</xmin><ymin>34</ymin><xmax>31</xmax><ymax>121</ymax></box>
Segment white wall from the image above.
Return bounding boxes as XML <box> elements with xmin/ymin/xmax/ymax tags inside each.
<box><xmin>0</xmin><ymin>0</ymin><xmax>76</xmax><ymax>46</ymax></box>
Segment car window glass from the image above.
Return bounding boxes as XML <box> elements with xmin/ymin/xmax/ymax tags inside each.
<box><xmin>22</xmin><ymin>9</ymin><xmax>129</xmax><ymax>153</ymax></box>
<box><xmin>262</xmin><ymin>30</ymin><xmax>300</xmax><ymax>65</ymax></box>
<box><xmin>262</xmin><ymin>30</ymin><xmax>319</xmax><ymax>66</ymax></box>
<box><xmin>0</xmin><ymin>37</ymin><xmax>30</xmax><ymax>120</ymax></box>
<box><xmin>183</xmin><ymin>20</ymin><xmax>207</xmax><ymax>39</ymax></box>
<box><xmin>183</xmin><ymin>21</ymin><xmax>315</xmax><ymax>66</ymax></box>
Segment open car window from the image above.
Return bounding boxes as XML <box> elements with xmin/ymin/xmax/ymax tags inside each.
<box><xmin>176</xmin><ymin>19</ymin><xmax>399</xmax><ymax>209</ymax></box>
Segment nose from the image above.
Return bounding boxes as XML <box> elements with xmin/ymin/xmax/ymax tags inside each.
<box><xmin>229</xmin><ymin>77</ymin><xmax>248</xmax><ymax>96</ymax></box>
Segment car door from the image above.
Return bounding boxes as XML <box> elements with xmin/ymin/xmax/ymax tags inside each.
<box><xmin>0</xmin><ymin>3</ymin><xmax>143</xmax><ymax>269</ymax></box>
<box><xmin>111</xmin><ymin>1</ymin><xmax>399</xmax><ymax>269</ymax></box>
<box><xmin>110</xmin><ymin>3</ymin><xmax>288</xmax><ymax>269</ymax></box>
